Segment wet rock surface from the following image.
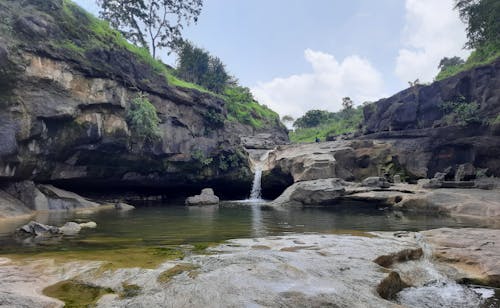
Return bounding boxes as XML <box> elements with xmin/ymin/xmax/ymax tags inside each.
<box><xmin>423</xmin><ymin>228</ymin><xmax>500</xmax><ymax>287</ymax></box>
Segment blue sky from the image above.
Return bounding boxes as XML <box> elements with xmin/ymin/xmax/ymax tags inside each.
<box><xmin>74</xmin><ymin>0</ymin><xmax>470</xmax><ymax>118</ymax></box>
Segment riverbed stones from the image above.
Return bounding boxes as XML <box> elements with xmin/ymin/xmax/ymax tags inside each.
<box><xmin>185</xmin><ymin>188</ymin><xmax>219</xmax><ymax>206</ymax></box>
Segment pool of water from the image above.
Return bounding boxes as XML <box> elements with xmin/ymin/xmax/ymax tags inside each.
<box><xmin>0</xmin><ymin>200</ymin><xmax>492</xmax><ymax>255</ymax></box>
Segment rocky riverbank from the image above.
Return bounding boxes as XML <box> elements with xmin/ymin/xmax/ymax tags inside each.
<box><xmin>0</xmin><ymin>229</ymin><xmax>498</xmax><ymax>307</ymax></box>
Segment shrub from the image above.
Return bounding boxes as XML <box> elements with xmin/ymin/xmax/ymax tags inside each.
<box><xmin>440</xmin><ymin>96</ymin><xmax>480</xmax><ymax>126</ymax></box>
<box><xmin>127</xmin><ymin>93</ymin><xmax>160</xmax><ymax>142</ymax></box>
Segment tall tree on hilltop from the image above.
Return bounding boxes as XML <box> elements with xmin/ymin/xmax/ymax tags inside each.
<box><xmin>97</xmin><ymin>0</ymin><xmax>203</xmax><ymax>58</ymax></box>
<box><xmin>455</xmin><ymin>0</ymin><xmax>499</xmax><ymax>49</ymax></box>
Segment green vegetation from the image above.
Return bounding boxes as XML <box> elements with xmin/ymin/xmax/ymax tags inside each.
<box><xmin>290</xmin><ymin>106</ymin><xmax>363</xmax><ymax>143</ymax></box>
<box><xmin>176</xmin><ymin>41</ymin><xmax>230</xmax><ymax>93</ymax></box>
<box><xmin>440</xmin><ymin>95</ymin><xmax>480</xmax><ymax>126</ymax></box>
<box><xmin>435</xmin><ymin>0</ymin><xmax>499</xmax><ymax>80</ymax></box>
<box><xmin>435</xmin><ymin>42</ymin><xmax>500</xmax><ymax>80</ymax></box>
<box><xmin>120</xmin><ymin>283</ymin><xmax>142</xmax><ymax>298</ymax></box>
<box><xmin>224</xmin><ymin>86</ymin><xmax>281</xmax><ymax>129</ymax></box>
<box><xmin>127</xmin><ymin>93</ymin><xmax>160</xmax><ymax>142</ymax></box>
<box><xmin>43</xmin><ymin>280</ymin><xmax>113</xmax><ymax>308</ymax></box>
<box><xmin>157</xmin><ymin>263</ymin><xmax>200</xmax><ymax>283</ymax></box>
<box><xmin>56</xmin><ymin>0</ymin><xmax>209</xmax><ymax>92</ymax></box>
<box><xmin>8</xmin><ymin>246</ymin><xmax>185</xmax><ymax>270</ymax></box>
<box><xmin>54</xmin><ymin>1</ymin><xmax>280</xmax><ymax>130</ymax></box>
<box><xmin>98</xmin><ymin>0</ymin><xmax>202</xmax><ymax>58</ymax></box>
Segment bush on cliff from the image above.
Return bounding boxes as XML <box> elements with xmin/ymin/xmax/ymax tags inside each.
<box><xmin>127</xmin><ymin>93</ymin><xmax>160</xmax><ymax>142</ymax></box>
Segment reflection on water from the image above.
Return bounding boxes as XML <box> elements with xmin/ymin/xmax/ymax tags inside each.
<box><xmin>0</xmin><ymin>200</ymin><xmax>493</xmax><ymax>254</ymax></box>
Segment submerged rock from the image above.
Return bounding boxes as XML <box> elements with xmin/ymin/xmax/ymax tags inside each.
<box><xmin>16</xmin><ymin>221</ymin><xmax>61</xmax><ymax>237</ymax></box>
<box><xmin>114</xmin><ymin>202</ymin><xmax>135</xmax><ymax>211</ymax></box>
<box><xmin>59</xmin><ymin>222</ymin><xmax>81</xmax><ymax>236</ymax></box>
<box><xmin>185</xmin><ymin>188</ymin><xmax>220</xmax><ymax>206</ymax></box>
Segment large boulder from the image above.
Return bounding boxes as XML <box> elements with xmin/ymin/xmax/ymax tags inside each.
<box><xmin>270</xmin><ymin>178</ymin><xmax>348</xmax><ymax>207</ymax></box>
<box><xmin>185</xmin><ymin>188</ymin><xmax>220</xmax><ymax>206</ymax></box>
<box><xmin>37</xmin><ymin>185</ymin><xmax>100</xmax><ymax>210</ymax></box>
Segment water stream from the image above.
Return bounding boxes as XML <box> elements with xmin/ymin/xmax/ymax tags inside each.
<box><xmin>395</xmin><ymin>233</ymin><xmax>498</xmax><ymax>308</ymax></box>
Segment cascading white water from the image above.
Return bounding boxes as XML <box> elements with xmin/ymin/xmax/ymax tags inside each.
<box><xmin>395</xmin><ymin>233</ymin><xmax>496</xmax><ymax>308</ymax></box>
<box><xmin>249</xmin><ymin>167</ymin><xmax>263</xmax><ymax>200</ymax></box>
<box><xmin>248</xmin><ymin>151</ymin><xmax>270</xmax><ymax>201</ymax></box>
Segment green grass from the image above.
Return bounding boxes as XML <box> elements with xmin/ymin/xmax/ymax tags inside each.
<box><xmin>57</xmin><ymin>0</ymin><xmax>209</xmax><ymax>92</ymax></box>
<box><xmin>436</xmin><ymin>42</ymin><xmax>500</xmax><ymax>81</ymax></box>
<box><xmin>289</xmin><ymin>108</ymin><xmax>363</xmax><ymax>143</ymax></box>
<box><xmin>223</xmin><ymin>86</ymin><xmax>281</xmax><ymax>129</ymax></box>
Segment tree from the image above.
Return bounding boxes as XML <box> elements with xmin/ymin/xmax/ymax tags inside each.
<box><xmin>281</xmin><ymin>115</ymin><xmax>294</xmax><ymax>123</ymax></box>
<box><xmin>176</xmin><ymin>41</ymin><xmax>209</xmax><ymax>85</ymax></box>
<box><xmin>176</xmin><ymin>41</ymin><xmax>230</xmax><ymax>93</ymax></box>
<box><xmin>455</xmin><ymin>0</ymin><xmax>500</xmax><ymax>49</ymax></box>
<box><xmin>438</xmin><ymin>56</ymin><xmax>465</xmax><ymax>69</ymax></box>
<box><xmin>97</xmin><ymin>0</ymin><xmax>203</xmax><ymax>58</ymax></box>
<box><xmin>341</xmin><ymin>97</ymin><xmax>353</xmax><ymax>111</ymax></box>
<box><xmin>293</xmin><ymin>110</ymin><xmax>331</xmax><ymax>129</ymax></box>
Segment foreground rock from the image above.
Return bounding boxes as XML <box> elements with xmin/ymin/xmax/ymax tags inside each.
<box><xmin>2</xmin><ymin>230</ymin><xmax>497</xmax><ymax>307</ymax></box>
<box><xmin>185</xmin><ymin>188</ymin><xmax>220</xmax><ymax>206</ymax></box>
<box><xmin>423</xmin><ymin>228</ymin><xmax>500</xmax><ymax>287</ymax></box>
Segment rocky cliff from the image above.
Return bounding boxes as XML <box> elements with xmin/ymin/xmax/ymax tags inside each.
<box><xmin>0</xmin><ymin>0</ymin><xmax>288</xmax><ymax>197</ymax></box>
<box><xmin>262</xmin><ymin>59</ymin><xmax>500</xmax><ymax>197</ymax></box>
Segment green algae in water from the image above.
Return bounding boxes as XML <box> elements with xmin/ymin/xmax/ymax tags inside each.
<box><xmin>8</xmin><ymin>246</ymin><xmax>185</xmax><ymax>270</ymax></box>
<box><xmin>119</xmin><ymin>282</ymin><xmax>142</xmax><ymax>298</ymax></box>
<box><xmin>157</xmin><ymin>263</ymin><xmax>199</xmax><ymax>283</ymax></box>
<box><xmin>43</xmin><ymin>280</ymin><xmax>113</xmax><ymax>307</ymax></box>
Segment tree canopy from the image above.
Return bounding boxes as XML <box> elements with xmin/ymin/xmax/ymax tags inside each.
<box><xmin>176</xmin><ymin>41</ymin><xmax>230</xmax><ymax>93</ymax></box>
<box><xmin>455</xmin><ymin>0</ymin><xmax>499</xmax><ymax>49</ymax></box>
<box><xmin>97</xmin><ymin>0</ymin><xmax>203</xmax><ymax>58</ymax></box>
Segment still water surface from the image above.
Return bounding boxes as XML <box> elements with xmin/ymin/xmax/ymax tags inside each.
<box><xmin>0</xmin><ymin>200</ymin><xmax>490</xmax><ymax>254</ymax></box>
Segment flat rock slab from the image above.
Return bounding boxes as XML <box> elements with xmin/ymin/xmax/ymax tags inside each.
<box><xmin>423</xmin><ymin>228</ymin><xmax>500</xmax><ymax>287</ymax></box>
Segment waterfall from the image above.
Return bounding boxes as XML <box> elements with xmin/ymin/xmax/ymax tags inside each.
<box><xmin>248</xmin><ymin>151</ymin><xmax>270</xmax><ymax>201</ymax></box>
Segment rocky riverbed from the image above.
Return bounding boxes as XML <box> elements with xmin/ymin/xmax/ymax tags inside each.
<box><xmin>0</xmin><ymin>229</ymin><xmax>498</xmax><ymax>307</ymax></box>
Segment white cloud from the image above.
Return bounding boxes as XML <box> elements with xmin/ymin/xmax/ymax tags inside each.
<box><xmin>395</xmin><ymin>0</ymin><xmax>471</xmax><ymax>84</ymax></box>
<box><xmin>251</xmin><ymin>49</ymin><xmax>385</xmax><ymax>119</ymax></box>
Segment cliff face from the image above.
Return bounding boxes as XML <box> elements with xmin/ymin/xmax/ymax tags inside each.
<box><xmin>0</xmin><ymin>0</ymin><xmax>288</xmax><ymax>196</ymax></box>
<box><xmin>362</xmin><ymin>58</ymin><xmax>500</xmax><ymax>178</ymax></box>
<box><xmin>261</xmin><ymin>59</ymin><xmax>500</xmax><ymax>197</ymax></box>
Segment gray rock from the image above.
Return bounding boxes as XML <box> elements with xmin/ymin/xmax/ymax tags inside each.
<box><xmin>270</xmin><ymin>178</ymin><xmax>348</xmax><ymax>206</ymax></box>
<box><xmin>115</xmin><ymin>202</ymin><xmax>135</xmax><ymax>211</ymax></box>
<box><xmin>362</xmin><ymin>177</ymin><xmax>390</xmax><ymax>188</ymax></box>
<box><xmin>16</xmin><ymin>221</ymin><xmax>60</xmax><ymax>237</ymax></box>
<box><xmin>37</xmin><ymin>185</ymin><xmax>100</xmax><ymax>210</ymax></box>
<box><xmin>393</xmin><ymin>174</ymin><xmax>402</xmax><ymax>184</ymax></box>
<box><xmin>454</xmin><ymin>163</ymin><xmax>475</xmax><ymax>182</ymax></box>
<box><xmin>59</xmin><ymin>222</ymin><xmax>81</xmax><ymax>235</ymax></box>
<box><xmin>185</xmin><ymin>188</ymin><xmax>220</xmax><ymax>206</ymax></box>
<box><xmin>79</xmin><ymin>221</ymin><xmax>97</xmax><ymax>229</ymax></box>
